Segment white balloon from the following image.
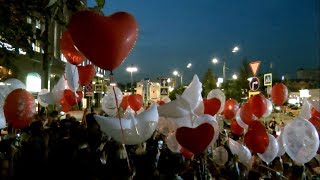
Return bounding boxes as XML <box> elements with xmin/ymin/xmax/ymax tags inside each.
<box><xmin>207</xmin><ymin>89</ymin><xmax>226</xmax><ymax>114</ymax></box>
<box><xmin>166</xmin><ymin>132</ymin><xmax>181</xmax><ymax>153</ymax></box>
<box><xmin>95</xmin><ymin>104</ymin><xmax>159</xmax><ymax>145</ymax></box>
<box><xmin>228</xmin><ymin>138</ymin><xmax>252</xmax><ymax>168</ymax></box>
<box><xmin>0</xmin><ymin>85</ymin><xmax>9</xmax><ymax>102</ymax></box>
<box><xmin>0</xmin><ymin>108</ymin><xmax>6</xmax><ymax>129</ymax></box>
<box><xmin>258</xmin><ymin>134</ymin><xmax>279</xmax><ymax>164</ymax></box>
<box><xmin>263</xmin><ymin>99</ymin><xmax>273</xmax><ymax>118</ymax></box>
<box><xmin>193</xmin><ymin>114</ymin><xmax>219</xmax><ymax>145</ymax></box>
<box><xmin>65</xmin><ymin>62</ymin><xmax>79</xmax><ymax>92</ymax></box>
<box><xmin>38</xmin><ymin>89</ymin><xmax>50</xmax><ymax>107</ymax></box>
<box><xmin>212</xmin><ymin>146</ymin><xmax>228</xmax><ymax>166</ymax></box>
<box><xmin>158</xmin><ymin>95</ymin><xmax>191</xmax><ymax>118</ymax></box>
<box><xmin>282</xmin><ymin>118</ymin><xmax>319</xmax><ymax>164</ymax></box>
<box><xmin>123</xmin><ymin>106</ymin><xmax>134</xmax><ymax>118</ymax></box>
<box><xmin>277</xmin><ymin>132</ymin><xmax>286</xmax><ymax>157</ymax></box>
<box><xmin>101</xmin><ymin>87</ymin><xmax>123</xmax><ymax>116</ymax></box>
<box><xmin>194</xmin><ymin>100</ymin><xmax>204</xmax><ymax>116</ymax></box>
<box><xmin>157</xmin><ymin>117</ymin><xmax>176</xmax><ymax>136</ymax></box>
<box><xmin>4</xmin><ymin>78</ymin><xmax>26</xmax><ymax>94</ymax></box>
<box><xmin>235</xmin><ymin>109</ymin><xmax>248</xmax><ymax>129</ymax></box>
<box><xmin>181</xmin><ymin>75</ymin><xmax>202</xmax><ymax>112</ymax></box>
<box><xmin>162</xmin><ymin>96</ymin><xmax>171</xmax><ymax>103</ymax></box>
<box><xmin>52</xmin><ymin>76</ymin><xmax>66</xmax><ymax>103</ymax></box>
<box><xmin>298</xmin><ymin>98</ymin><xmax>312</xmax><ymax>120</ymax></box>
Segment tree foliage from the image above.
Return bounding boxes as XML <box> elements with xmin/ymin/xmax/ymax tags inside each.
<box><xmin>202</xmin><ymin>68</ymin><xmax>217</xmax><ymax>97</ymax></box>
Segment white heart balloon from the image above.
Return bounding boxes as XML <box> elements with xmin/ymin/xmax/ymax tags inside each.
<box><xmin>235</xmin><ymin>109</ymin><xmax>248</xmax><ymax>129</ymax></box>
<box><xmin>262</xmin><ymin>99</ymin><xmax>273</xmax><ymax>118</ymax></box>
<box><xmin>207</xmin><ymin>89</ymin><xmax>226</xmax><ymax>114</ymax></box>
<box><xmin>65</xmin><ymin>62</ymin><xmax>79</xmax><ymax>92</ymax></box>
<box><xmin>52</xmin><ymin>76</ymin><xmax>66</xmax><ymax>103</ymax></box>
<box><xmin>4</xmin><ymin>78</ymin><xmax>26</xmax><ymax>94</ymax></box>
<box><xmin>95</xmin><ymin>104</ymin><xmax>159</xmax><ymax>145</ymax></box>
<box><xmin>0</xmin><ymin>108</ymin><xmax>6</xmax><ymax>129</ymax></box>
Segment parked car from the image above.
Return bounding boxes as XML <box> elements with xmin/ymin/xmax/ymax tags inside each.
<box><xmin>285</xmin><ymin>105</ymin><xmax>300</xmax><ymax>117</ymax></box>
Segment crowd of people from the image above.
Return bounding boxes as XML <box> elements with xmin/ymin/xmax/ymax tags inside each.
<box><xmin>0</xmin><ymin>108</ymin><xmax>319</xmax><ymax>180</ymax></box>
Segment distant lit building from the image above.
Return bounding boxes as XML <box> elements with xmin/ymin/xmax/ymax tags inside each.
<box><xmin>297</xmin><ymin>68</ymin><xmax>320</xmax><ymax>82</ymax></box>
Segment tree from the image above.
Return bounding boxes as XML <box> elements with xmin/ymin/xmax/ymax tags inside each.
<box><xmin>169</xmin><ymin>86</ymin><xmax>185</xmax><ymax>100</ymax></box>
<box><xmin>0</xmin><ymin>0</ymin><xmax>86</xmax><ymax>88</ymax></box>
<box><xmin>202</xmin><ymin>68</ymin><xmax>217</xmax><ymax>97</ymax></box>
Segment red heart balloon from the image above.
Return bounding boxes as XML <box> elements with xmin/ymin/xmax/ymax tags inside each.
<box><xmin>157</xmin><ymin>100</ymin><xmax>165</xmax><ymax>106</ymax></box>
<box><xmin>240</xmin><ymin>102</ymin><xmax>255</xmax><ymax>125</ymax></box>
<box><xmin>248</xmin><ymin>94</ymin><xmax>267</xmax><ymax>118</ymax></box>
<box><xmin>311</xmin><ymin>107</ymin><xmax>320</xmax><ymax>119</ymax></box>
<box><xmin>128</xmin><ymin>94</ymin><xmax>143</xmax><ymax>111</ymax></box>
<box><xmin>68</xmin><ymin>10</ymin><xmax>138</xmax><ymax>71</ymax></box>
<box><xmin>224</xmin><ymin>98</ymin><xmax>239</xmax><ymax>119</ymax></box>
<box><xmin>77</xmin><ymin>64</ymin><xmax>95</xmax><ymax>86</ymax></box>
<box><xmin>204</xmin><ymin>98</ymin><xmax>221</xmax><ymax>116</ymax></box>
<box><xmin>180</xmin><ymin>147</ymin><xmax>194</xmax><ymax>160</ymax></box>
<box><xmin>60</xmin><ymin>98</ymin><xmax>71</xmax><ymax>113</ymax></box>
<box><xmin>176</xmin><ymin>123</ymin><xmax>214</xmax><ymax>154</ymax></box>
<box><xmin>230</xmin><ymin>119</ymin><xmax>244</xmax><ymax>136</ymax></box>
<box><xmin>64</xmin><ymin>89</ymin><xmax>77</xmax><ymax>106</ymax></box>
<box><xmin>60</xmin><ymin>30</ymin><xmax>86</xmax><ymax>65</ymax></box>
<box><xmin>76</xmin><ymin>91</ymin><xmax>83</xmax><ymax>102</ymax></box>
<box><xmin>271</xmin><ymin>83</ymin><xmax>288</xmax><ymax>106</ymax></box>
<box><xmin>4</xmin><ymin>89</ymin><xmax>36</xmax><ymax>129</ymax></box>
<box><xmin>121</xmin><ymin>95</ymin><xmax>129</xmax><ymax>110</ymax></box>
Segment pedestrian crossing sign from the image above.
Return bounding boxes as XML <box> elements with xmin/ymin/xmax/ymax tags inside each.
<box><xmin>160</xmin><ymin>88</ymin><xmax>169</xmax><ymax>95</ymax></box>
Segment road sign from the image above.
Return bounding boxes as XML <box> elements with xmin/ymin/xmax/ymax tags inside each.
<box><xmin>264</xmin><ymin>73</ymin><xmax>272</xmax><ymax>86</ymax></box>
<box><xmin>249</xmin><ymin>77</ymin><xmax>260</xmax><ymax>91</ymax></box>
<box><xmin>249</xmin><ymin>91</ymin><xmax>260</xmax><ymax>98</ymax></box>
<box><xmin>95</xmin><ymin>84</ymin><xmax>103</xmax><ymax>93</ymax></box>
<box><xmin>249</xmin><ymin>61</ymin><xmax>261</xmax><ymax>77</ymax></box>
<box><xmin>161</xmin><ymin>78</ymin><xmax>169</xmax><ymax>87</ymax></box>
<box><xmin>160</xmin><ymin>88</ymin><xmax>169</xmax><ymax>95</ymax></box>
<box><xmin>85</xmin><ymin>92</ymin><xmax>94</xmax><ymax>97</ymax></box>
<box><xmin>85</xmin><ymin>83</ymin><xmax>93</xmax><ymax>92</ymax></box>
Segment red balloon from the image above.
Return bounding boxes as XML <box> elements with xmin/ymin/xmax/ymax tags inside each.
<box><xmin>60</xmin><ymin>98</ymin><xmax>71</xmax><ymax>113</ymax></box>
<box><xmin>68</xmin><ymin>10</ymin><xmax>138</xmax><ymax>71</ymax></box>
<box><xmin>176</xmin><ymin>123</ymin><xmax>214</xmax><ymax>154</ymax></box>
<box><xmin>230</xmin><ymin>119</ymin><xmax>244</xmax><ymax>136</ymax></box>
<box><xmin>311</xmin><ymin>107</ymin><xmax>320</xmax><ymax>119</ymax></box>
<box><xmin>121</xmin><ymin>96</ymin><xmax>129</xmax><ymax>110</ymax></box>
<box><xmin>180</xmin><ymin>147</ymin><xmax>194</xmax><ymax>160</ymax></box>
<box><xmin>157</xmin><ymin>100</ymin><xmax>165</xmax><ymax>106</ymax></box>
<box><xmin>77</xmin><ymin>64</ymin><xmax>95</xmax><ymax>86</ymax></box>
<box><xmin>240</xmin><ymin>102</ymin><xmax>255</xmax><ymax>125</ymax></box>
<box><xmin>309</xmin><ymin>116</ymin><xmax>320</xmax><ymax>132</ymax></box>
<box><xmin>60</xmin><ymin>30</ymin><xmax>86</xmax><ymax>65</ymax></box>
<box><xmin>271</xmin><ymin>83</ymin><xmax>288</xmax><ymax>106</ymax></box>
<box><xmin>244</xmin><ymin>131</ymin><xmax>269</xmax><ymax>154</ymax></box>
<box><xmin>247</xmin><ymin>120</ymin><xmax>267</xmax><ymax>133</ymax></box>
<box><xmin>76</xmin><ymin>91</ymin><xmax>83</xmax><ymax>102</ymax></box>
<box><xmin>64</xmin><ymin>89</ymin><xmax>77</xmax><ymax>106</ymax></box>
<box><xmin>249</xmin><ymin>94</ymin><xmax>267</xmax><ymax>118</ymax></box>
<box><xmin>3</xmin><ymin>89</ymin><xmax>36</xmax><ymax>129</ymax></box>
<box><xmin>224</xmin><ymin>98</ymin><xmax>239</xmax><ymax>119</ymax></box>
<box><xmin>128</xmin><ymin>94</ymin><xmax>143</xmax><ymax>111</ymax></box>
<box><xmin>204</xmin><ymin>98</ymin><xmax>221</xmax><ymax>116</ymax></box>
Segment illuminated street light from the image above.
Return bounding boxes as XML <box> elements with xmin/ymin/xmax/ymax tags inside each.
<box><xmin>232</xmin><ymin>46</ymin><xmax>239</xmax><ymax>53</ymax></box>
<box><xmin>187</xmin><ymin>63</ymin><xmax>192</xmax><ymax>68</ymax></box>
<box><xmin>126</xmin><ymin>64</ymin><xmax>138</xmax><ymax>93</ymax></box>
<box><xmin>212</xmin><ymin>58</ymin><xmax>218</xmax><ymax>64</ymax></box>
<box><xmin>232</xmin><ymin>74</ymin><xmax>238</xmax><ymax>80</ymax></box>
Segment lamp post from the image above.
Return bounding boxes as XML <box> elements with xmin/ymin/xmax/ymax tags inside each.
<box><xmin>126</xmin><ymin>64</ymin><xmax>138</xmax><ymax>94</ymax></box>
<box><xmin>212</xmin><ymin>46</ymin><xmax>239</xmax><ymax>81</ymax></box>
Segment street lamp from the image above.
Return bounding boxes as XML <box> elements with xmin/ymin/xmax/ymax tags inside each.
<box><xmin>126</xmin><ymin>64</ymin><xmax>138</xmax><ymax>93</ymax></box>
<box><xmin>223</xmin><ymin>46</ymin><xmax>240</xmax><ymax>81</ymax></box>
<box><xmin>173</xmin><ymin>70</ymin><xmax>182</xmax><ymax>88</ymax></box>
<box><xmin>187</xmin><ymin>63</ymin><xmax>192</xmax><ymax>68</ymax></box>
<box><xmin>212</xmin><ymin>58</ymin><xmax>218</xmax><ymax>64</ymax></box>
<box><xmin>232</xmin><ymin>74</ymin><xmax>238</xmax><ymax>80</ymax></box>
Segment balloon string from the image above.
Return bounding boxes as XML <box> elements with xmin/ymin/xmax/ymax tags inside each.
<box><xmin>257</xmin><ymin>164</ymin><xmax>288</xmax><ymax>179</ymax></box>
<box><xmin>110</xmin><ymin>72</ymin><xmax>132</xmax><ymax>172</ymax></box>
